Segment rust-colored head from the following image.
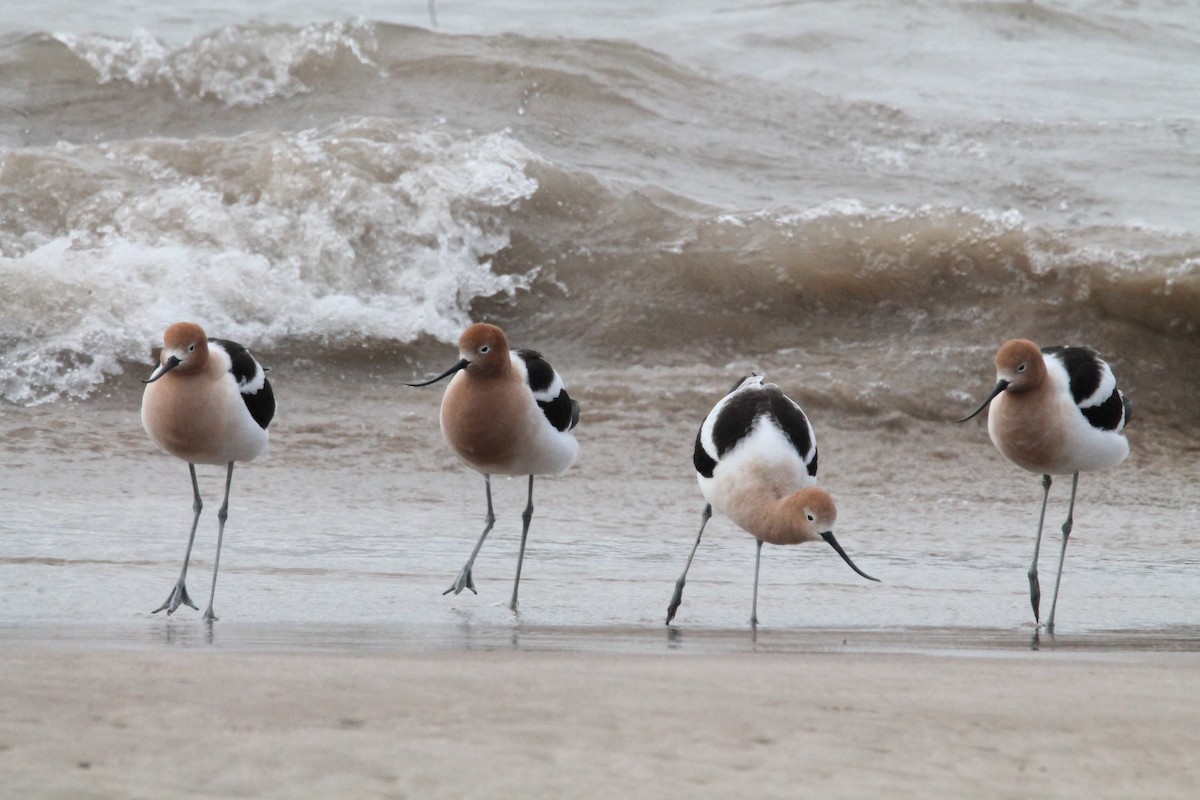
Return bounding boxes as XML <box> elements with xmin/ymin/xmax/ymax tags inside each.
<box><xmin>779</xmin><ymin>486</ymin><xmax>838</xmax><ymax>543</ymax></box>
<box><xmin>406</xmin><ymin>322</ymin><xmax>512</xmax><ymax>388</ymax></box>
<box><xmin>957</xmin><ymin>338</ymin><xmax>1045</xmax><ymax>422</ymax></box>
<box><xmin>993</xmin><ymin>338</ymin><xmax>1045</xmax><ymax>393</ymax></box>
<box><xmin>457</xmin><ymin>323</ymin><xmax>511</xmax><ymax>376</ymax></box>
<box><xmin>144</xmin><ymin>322</ymin><xmax>209</xmax><ymax>383</ymax></box>
<box><xmin>780</xmin><ymin>487</ymin><xmax>878</xmax><ymax>582</ymax></box>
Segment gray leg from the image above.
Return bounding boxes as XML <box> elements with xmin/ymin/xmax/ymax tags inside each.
<box><xmin>154</xmin><ymin>463</ymin><xmax>202</xmax><ymax>615</ymax></box>
<box><xmin>1027</xmin><ymin>474</ymin><xmax>1052</xmax><ymax>625</ymax></box>
<box><xmin>509</xmin><ymin>475</ymin><xmax>535</xmax><ymax>611</ymax></box>
<box><xmin>1046</xmin><ymin>472</ymin><xmax>1079</xmax><ymax>633</ymax></box>
<box><xmin>666</xmin><ymin>504</ymin><xmax>711</xmax><ymax>624</ymax></box>
<box><xmin>751</xmin><ymin>538</ymin><xmax>764</xmax><ymax>627</ymax></box>
<box><xmin>444</xmin><ymin>474</ymin><xmax>494</xmax><ymax>596</ymax></box>
<box><xmin>202</xmin><ymin>462</ymin><xmax>235</xmax><ymax>623</ymax></box>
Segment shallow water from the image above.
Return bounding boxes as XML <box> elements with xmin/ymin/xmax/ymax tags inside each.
<box><xmin>1</xmin><ymin>1</ymin><xmax>1198</xmax><ymax>647</ymax></box>
<box><xmin>2</xmin><ymin>371</ymin><xmax>1197</xmax><ymax>646</ymax></box>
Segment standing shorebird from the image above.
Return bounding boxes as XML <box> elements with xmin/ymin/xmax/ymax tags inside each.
<box><xmin>408</xmin><ymin>322</ymin><xmax>579</xmax><ymax>611</ymax></box>
<box><xmin>141</xmin><ymin>322</ymin><xmax>276</xmax><ymax>622</ymax></box>
<box><xmin>957</xmin><ymin>339</ymin><xmax>1131</xmax><ymax>632</ymax></box>
<box><xmin>666</xmin><ymin>375</ymin><xmax>879</xmax><ymax>627</ymax></box>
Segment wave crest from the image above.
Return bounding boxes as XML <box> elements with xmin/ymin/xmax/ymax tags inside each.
<box><xmin>55</xmin><ymin>19</ymin><xmax>380</xmax><ymax>107</ymax></box>
<box><xmin>0</xmin><ymin>122</ymin><xmax>540</xmax><ymax>404</ymax></box>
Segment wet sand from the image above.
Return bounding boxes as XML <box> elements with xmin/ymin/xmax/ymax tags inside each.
<box><xmin>3</xmin><ymin>630</ymin><xmax>1199</xmax><ymax>799</ymax></box>
<box><xmin>3</xmin><ymin>366</ymin><xmax>1199</xmax><ymax>797</ymax></box>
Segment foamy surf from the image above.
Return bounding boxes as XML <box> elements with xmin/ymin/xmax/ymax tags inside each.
<box><xmin>2</xmin><ymin>9</ymin><xmax>1198</xmax><ymax>428</ymax></box>
<box><xmin>54</xmin><ymin>19</ymin><xmax>381</xmax><ymax>107</ymax></box>
<box><xmin>1</xmin><ymin>122</ymin><xmax>541</xmax><ymax>404</ymax></box>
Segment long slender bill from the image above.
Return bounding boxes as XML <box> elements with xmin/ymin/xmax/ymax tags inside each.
<box><xmin>955</xmin><ymin>379</ymin><xmax>1009</xmax><ymax>423</ymax></box>
<box><xmin>142</xmin><ymin>356</ymin><xmax>181</xmax><ymax>384</ymax></box>
<box><xmin>820</xmin><ymin>531</ymin><xmax>880</xmax><ymax>582</ymax></box>
<box><xmin>406</xmin><ymin>358</ymin><xmax>469</xmax><ymax>387</ymax></box>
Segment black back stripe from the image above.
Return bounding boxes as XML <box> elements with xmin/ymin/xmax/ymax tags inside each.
<box><xmin>517</xmin><ymin>349</ymin><xmax>556</xmax><ymax>394</ymax></box>
<box><xmin>1042</xmin><ymin>345</ymin><xmax>1103</xmax><ymax>405</ymax></box>
<box><xmin>693</xmin><ymin>424</ymin><xmax>717</xmax><ymax>478</ymax></box>
<box><xmin>706</xmin><ymin>382</ymin><xmax>816</xmax><ymax>472</ymax></box>
<box><xmin>212</xmin><ymin>338</ymin><xmax>258</xmax><ymax>388</ymax></box>
<box><xmin>538</xmin><ymin>391</ymin><xmax>577</xmax><ymax>433</ymax></box>
<box><xmin>710</xmin><ymin>390</ymin><xmax>761</xmax><ymax>460</ymax></box>
<box><xmin>516</xmin><ymin>349</ymin><xmax>577</xmax><ymax>432</ymax></box>
<box><xmin>212</xmin><ymin>338</ymin><xmax>275</xmax><ymax>430</ymax></box>
<box><xmin>242</xmin><ymin>378</ymin><xmax>276</xmax><ymax>430</ymax></box>
<box><xmin>1082</xmin><ymin>389</ymin><xmax>1128</xmax><ymax>432</ymax></box>
<box><xmin>767</xmin><ymin>389</ymin><xmax>816</xmax><ymax>471</ymax></box>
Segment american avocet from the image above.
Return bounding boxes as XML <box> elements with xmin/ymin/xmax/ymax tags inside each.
<box><xmin>957</xmin><ymin>339</ymin><xmax>1131</xmax><ymax>632</ymax></box>
<box><xmin>141</xmin><ymin>322</ymin><xmax>275</xmax><ymax>622</ymax></box>
<box><xmin>666</xmin><ymin>375</ymin><xmax>879</xmax><ymax>627</ymax></box>
<box><xmin>408</xmin><ymin>322</ymin><xmax>579</xmax><ymax>611</ymax></box>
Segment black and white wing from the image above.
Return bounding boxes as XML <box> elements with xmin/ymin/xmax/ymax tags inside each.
<box><xmin>1043</xmin><ymin>345</ymin><xmax>1130</xmax><ymax>432</ymax></box>
<box><xmin>517</xmin><ymin>349</ymin><xmax>579</xmax><ymax>433</ymax></box>
<box><xmin>694</xmin><ymin>375</ymin><xmax>818</xmax><ymax>479</ymax></box>
<box><xmin>212</xmin><ymin>338</ymin><xmax>276</xmax><ymax>430</ymax></box>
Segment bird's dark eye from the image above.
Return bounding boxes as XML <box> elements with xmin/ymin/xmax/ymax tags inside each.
<box><xmin>480</xmin><ymin>345</ymin><xmax>490</xmax><ymax>353</ymax></box>
<box><xmin>806</xmin><ymin>513</ymin><xmax>815</xmax><ymax>522</ymax></box>
<box><xmin>1017</xmin><ymin>363</ymin><xmax>1026</xmax><ymax>372</ymax></box>
<box><xmin>188</xmin><ymin>344</ymin><xmax>195</xmax><ymax>352</ymax></box>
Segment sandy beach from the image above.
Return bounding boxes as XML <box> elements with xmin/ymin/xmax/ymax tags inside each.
<box><xmin>0</xmin><ymin>623</ymin><xmax>1190</xmax><ymax>800</ymax></box>
<box><xmin>3</xmin><ymin>633</ymin><xmax>1199</xmax><ymax>799</ymax></box>
<box><xmin>4</xmin><ymin>4</ymin><xmax>1200</xmax><ymax>797</ymax></box>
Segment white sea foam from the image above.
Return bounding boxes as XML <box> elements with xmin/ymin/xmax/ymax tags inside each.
<box><xmin>3</xmin><ymin>3</ymin><xmax>1199</xmax><ymax>406</ymax></box>
<box><xmin>0</xmin><ymin>124</ymin><xmax>540</xmax><ymax>404</ymax></box>
<box><xmin>55</xmin><ymin>19</ymin><xmax>379</xmax><ymax>107</ymax></box>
